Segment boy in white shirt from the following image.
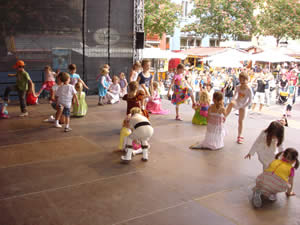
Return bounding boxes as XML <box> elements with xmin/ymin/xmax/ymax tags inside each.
<box><xmin>54</xmin><ymin>72</ymin><xmax>78</xmax><ymax>132</ymax></box>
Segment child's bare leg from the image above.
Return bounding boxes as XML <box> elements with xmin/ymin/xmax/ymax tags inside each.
<box><xmin>259</xmin><ymin>104</ymin><xmax>263</xmax><ymax>112</ymax></box>
<box><xmin>251</xmin><ymin>103</ymin><xmax>256</xmax><ymax>111</ymax></box>
<box><xmin>55</xmin><ymin>106</ymin><xmax>63</xmax><ymax>127</ymax></box>
<box><xmin>176</xmin><ymin>105</ymin><xmax>179</xmax><ymax>118</ymax></box>
<box><xmin>65</xmin><ymin>116</ymin><xmax>70</xmax><ymax>128</ymax></box>
<box><xmin>238</xmin><ymin>108</ymin><xmax>246</xmax><ymax>137</ymax></box>
<box><xmin>55</xmin><ymin>107</ymin><xmax>62</xmax><ymax>121</ymax></box>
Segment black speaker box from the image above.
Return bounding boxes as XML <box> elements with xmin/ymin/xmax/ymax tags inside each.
<box><xmin>136</xmin><ymin>32</ymin><xmax>144</xmax><ymax>49</ymax></box>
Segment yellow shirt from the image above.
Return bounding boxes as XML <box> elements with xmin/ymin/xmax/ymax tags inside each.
<box><xmin>265</xmin><ymin>159</ymin><xmax>293</xmax><ymax>182</ymax></box>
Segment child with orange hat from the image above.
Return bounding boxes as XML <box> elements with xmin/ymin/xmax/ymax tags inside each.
<box><xmin>4</xmin><ymin>60</ymin><xmax>33</xmax><ymax>116</ymax></box>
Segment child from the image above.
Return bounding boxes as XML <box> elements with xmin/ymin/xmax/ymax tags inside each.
<box><xmin>119</xmin><ymin>72</ymin><xmax>128</xmax><ymax>97</ymax></box>
<box><xmin>54</xmin><ymin>72</ymin><xmax>78</xmax><ymax>132</ymax></box>
<box><xmin>121</xmin><ymin>107</ymin><xmax>154</xmax><ymax>163</ymax></box>
<box><xmin>167</xmin><ymin>63</ymin><xmax>195</xmax><ymax>121</ymax></box>
<box><xmin>106</xmin><ymin>76</ymin><xmax>121</xmax><ymax>104</ymax></box>
<box><xmin>137</xmin><ymin>59</ymin><xmax>153</xmax><ymax>96</ymax></box>
<box><xmin>68</xmin><ymin>64</ymin><xmax>89</xmax><ymax>89</ymax></box>
<box><xmin>0</xmin><ymin>99</ymin><xmax>9</xmax><ymax>119</ymax></box>
<box><xmin>4</xmin><ymin>60</ymin><xmax>33</xmax><ymax>116</ymax></box>
<box><xmin>190</xmin><ymin>92</ymin><xmax>226</xmax><ymax>150</ymax></box>
<box><xmin>118</xmin><ymin>119</ymin><xmax>142</xmax><ymax>155</ymax></box>
<box><xmin>73</xmin><ymin>82</ymin><xmax>88</xmax><ymax>117</ymax></box>
<box><xmin>38</xmin><ymin>65</ymin><xmax>57</xmax><ymax>96</ymax></box>
<box><xmin>26</xmin><ymin>82</ymin><xmax>39</xmax><ymax>105</ymax></box>
<box><xmin>285</xmin><ymin>80</ymin><xmax>296</xmax><ymax>117</ymax></box>
<box><xmin>225</xmin><ymin>72</ymin><xmax>253</xmax><ymax>144</ymax></box>
<box><xmin>122</xmin><ymin>81</ymin><xmax>148</xmax><ymax>118</ymax></box>
<box><xmin>103</xmin><ymin>64</ymin><xmax>112</xmax><ymax>83</ymax></box>
<box><xmin>252</xmin><ymin>148</ymin><xmax>298</xmax><ymax>208</ymax></box>
<box><xmin>244</xmin><ymin>121</ymin><xmax>284</xmax><ymax>170</ymax></box>
<box><xmin>97</xmin><ymin>68</ymin><xmax>110</xmax><ymax>105</ymax></box>
<box><xmin>146</xmin><ymin>81</ymin><xmax>169</xmax><ymax>115</ymax></box>
<box><xmin>43</xmin><ymin>73</ymin><xmax>63</xmax><ymax>122</ymax></box>
<box><xmin>192</xmin><ymin>90</ymin><xmax>210</xmax><ymax>125</ymax></box>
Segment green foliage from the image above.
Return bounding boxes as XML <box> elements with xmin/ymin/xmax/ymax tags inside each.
<box><xmin>256</xmin><ymin>0</ymin><xmax>300</xmax><ymax>45</ymax></box>
<box><xmin>184</xmin><ymin>0</ymin><xmax>258</xmax><ymax>43</ymax></box>
<box><xmin>144</xmin><ymin>0</ymin><xmax>181</xmax><ymax>37</ymax></box>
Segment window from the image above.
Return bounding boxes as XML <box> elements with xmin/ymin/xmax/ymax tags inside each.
<box><xmin>209</xmin><ymin>39</ymin><xmax>219</xmax><ymax>47</ymax></box>
<box><xmin>180</xmin><ymin>38</ymin><xmax>187</xmax><ymax>48</ymax></box>
<box><xmin>196</xmin><ymin>39</ymin><xmax>201</xmax><ymax>46</ymax></box>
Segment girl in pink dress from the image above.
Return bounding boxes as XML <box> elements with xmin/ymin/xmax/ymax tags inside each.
<box><xmin>38</xmin><ymin>65</ymin><xmax>57</xmax><ymax>97</ymax></box>
<box><xmin>190</xmin><ymin>92</ymin><xmax>226</xmax><ymax>150</ymax></box>
<box><xmin>146</xmin><ymin>81</ymin><xmax>169</xmax><ymax>115</ymax></box>
<box><xmin>167</xmin><ymin>64</ymin><xmax>195</xmax><ymax>121</ymax></box>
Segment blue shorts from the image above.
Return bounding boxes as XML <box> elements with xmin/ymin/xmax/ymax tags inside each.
<box><xmin>58</xmin><ymin>104</ymin><xmax>70</xmax><ymax>117</ymax></box>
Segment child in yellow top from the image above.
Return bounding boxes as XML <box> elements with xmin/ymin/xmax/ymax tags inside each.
<box><xmin>252</xmin><ymin>148</ymin><xmax>298</xmax><ymax>208</ymax></box>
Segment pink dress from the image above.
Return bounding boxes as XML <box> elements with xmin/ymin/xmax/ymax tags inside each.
<box><xmin>190</xmin><ymin>112</ymin><xmax>225</xmax><ymax>150</ymax></box>
<box><xmin>146</xmin><ymin>90</ymin><xmax>169</xmax><ymax>115</ymax></box>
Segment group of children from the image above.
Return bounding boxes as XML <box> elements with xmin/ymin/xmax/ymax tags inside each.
<box><xmin>2</xmin><ymin>61</ymin><xmax>88</xmax><ymax>132</ymax></box>
<box><xmin>1</xmin><ymin>60</ymin><xmax>298</xmax><ymax>209</ymax></box>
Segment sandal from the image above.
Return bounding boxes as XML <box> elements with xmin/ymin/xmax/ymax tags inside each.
<box><xmin>237</xmin><ymin>136</ymin><xmax>244</xmax><ymax>144</ymax></box>
<box><xmin>175</xmin><ymin>116</ymin><xmax>183</xmax><ymax>121</ymax></box>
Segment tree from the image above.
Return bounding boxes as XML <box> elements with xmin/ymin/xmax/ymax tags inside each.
<box><xmin>144</xmin><ymin>0</ymin><xmax>181</xmax><ymax>37</ymax></box>
<box><xmin>0</xmin><ymin>0</ymin><xmax>81</xmax><ymax>56</ymax></box>
<box><xmin>184</xmin><ymin>0</ymin><xmax>258</xmax><ymax>45</ymax></box>
<box><xmin>256</xmin><ymin>0</ymin><xmax>300</xmax><ymax>46</ymax></box>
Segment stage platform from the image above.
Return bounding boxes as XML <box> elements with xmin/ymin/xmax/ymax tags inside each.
<box><xmin>0</xmin><ymin>96</ymin><xmax>300</xmax><ymax>225</ymax></box>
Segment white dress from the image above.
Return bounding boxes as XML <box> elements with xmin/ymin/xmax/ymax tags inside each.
<box><xmin>233</xmin><ymin>85</ymin><xmax>253</xmax><ymax>109</ymax></box>
<box><xmin>247</xmin><ymin>131</ymin><xmax>284</xmax><ymax>169</ymax></box>
<box><xmin>190</xmin><ymin>112</ymin><xmax>226</xmax><ymax>150</ymax></box>
<box><xmin>106</xmin><ymin>83</ymin><xmax>121</xmax><ymax>104</ymax></box>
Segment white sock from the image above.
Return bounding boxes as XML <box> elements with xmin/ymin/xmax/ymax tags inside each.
<box><xmin>66</xmin><ymin>124</ymin><xmax>69</xmax><ymax>129</ymax></box>
<box><xmin>55</xmin><ymin>120</ymin><xmax>59</xmax><ymax>125</ymax></box>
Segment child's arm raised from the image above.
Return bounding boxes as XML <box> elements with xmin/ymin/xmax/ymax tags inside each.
<box><xmin>79</xmin><ymin>78</ymin><xmax>89</xmax><ymax>89</ymax></box>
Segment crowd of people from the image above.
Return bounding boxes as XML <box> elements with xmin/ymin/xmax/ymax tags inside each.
<box><xmin>0</xmin><ymin>59</ymin><xmax>299</xmax><ymax>209</ymax></box>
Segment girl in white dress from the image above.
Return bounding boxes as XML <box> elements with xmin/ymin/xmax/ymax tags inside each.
<box><xmin>129</xmin><ymin>61</ymin><xmax>141</xmax><ymax>82</ymax></box>
<box><xmin>106</xmin><ymin>76</ymin><xmax>121</xmax><ymax>104</ymax></box>
<box><xmin>190</xmin><ymin>91</ymin><xmax>226</xmax><ymax>150</ymax></box>
<box><xmin>244</xmin><ymin>121</ymin><xmax>284</xmax><ymax>170</ymax></box>
<box><xmin>225</xmin><ymin>72</ymin><xmax>253</xmax><ymax>144</ymax></box>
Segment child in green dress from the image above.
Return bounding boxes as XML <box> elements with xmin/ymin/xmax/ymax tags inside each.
<box><xmin>73</xmin><ymin>82</ymin><xmax>87</xmax><ymax>117</ymax></box>
<box><xmin>192</xmin><ymin>90</ymin><xmax>210</xmax><ymax>125</ymax></box>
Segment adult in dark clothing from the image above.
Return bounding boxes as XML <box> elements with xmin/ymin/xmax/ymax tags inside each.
<box><xmin>251</xmin><ymin>73</ymin><xmax>266</xmax><ymax>114</ymax></box>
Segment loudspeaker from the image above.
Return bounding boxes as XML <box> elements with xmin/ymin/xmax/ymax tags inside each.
<box><xmin>136</xmin><ymin>32</ymin><xmax>144</xmax><ymax>49</ymax></box>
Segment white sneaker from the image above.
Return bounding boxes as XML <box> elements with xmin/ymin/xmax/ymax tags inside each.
<box><xmin>19</xmin><ymin>112</ymin><xmax>29</xmax><ymax>117</ymax></box>
<box><xmin>44</xmin><ymin>115</ymin><xmax>55</xmax><ymax>122</ymax></box>
<box><xmin>55</xmin><ymin>123</ymin><xmax>62</xmax><ymax>128</ymax></box>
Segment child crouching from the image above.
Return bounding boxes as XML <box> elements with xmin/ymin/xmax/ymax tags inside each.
<box><xmin>252</xmin><ymin>148</ymin><xmax>298</xmax><ymax>208</ymax></box>
<box><xmin>121</xmin><ymin>107</ymin><xmax>154</xmax><ymax>163</ymax></box>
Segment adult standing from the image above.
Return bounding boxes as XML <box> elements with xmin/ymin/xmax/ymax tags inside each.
<box><xmin>129</xmin><ymin>61</ymin><xmax>141</xmax><ymax>82</ymax></box>
<box><xmin>251</xmin><ymin>73</ymin><xmax>266</xmax><ymax>114</ymax></box>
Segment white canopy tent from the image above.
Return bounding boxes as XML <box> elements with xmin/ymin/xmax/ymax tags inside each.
<box><xmin>251</xmin><ymin>50</ymin><xmax>299</xmax><ymax>63</ymax></box>
<box><xmin>203</xmin><ymin>48</ymin><xmax>250</xmax><ymax>68</ymax></box>
<box><xmin>204</xmin><ymin>48</ymin><xmax>251</xmax><ymax>62</ymax></box>
<box><xmin>142</xmin><ymin>48</ymin><xmax>186</xmax><ymax>59</ymax></box>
